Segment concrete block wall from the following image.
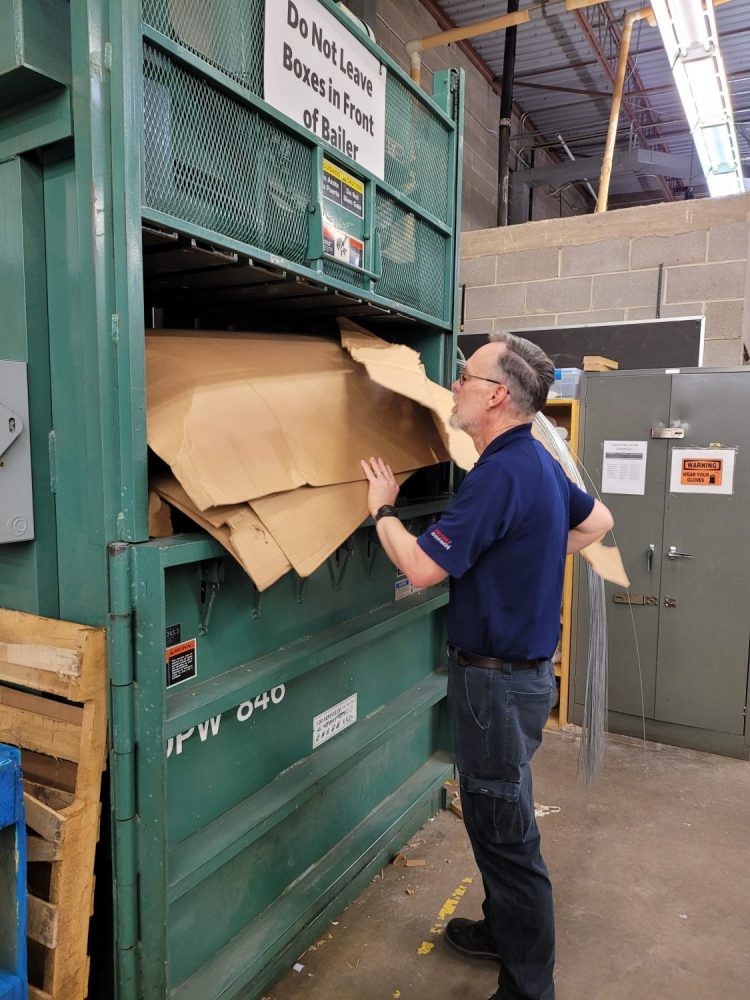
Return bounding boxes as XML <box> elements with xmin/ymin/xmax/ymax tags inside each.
<box><xmin>460</xmin><ymin>193</ymin><xmax>750</xmax><ymax>366</ymax></box>
<box><xmin>372</xmin><ymin>0</ymin><xmax>589</xmax><ymax>231</ymax></box>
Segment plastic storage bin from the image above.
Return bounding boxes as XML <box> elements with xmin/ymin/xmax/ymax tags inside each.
<box><xmin>550</xmin><ymin>367</ymin><xmax>582</xmax><ymax>399</ymax></box>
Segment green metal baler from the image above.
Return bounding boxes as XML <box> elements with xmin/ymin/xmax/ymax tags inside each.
<box><xmin>0</xmin><ymin>1</ymin><xmax>464</xmax><ymax>996</ymax></box>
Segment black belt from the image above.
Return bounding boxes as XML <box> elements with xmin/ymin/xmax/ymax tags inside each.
<box><xmin>447</xmin><ymin>642</ymin><xmax>543</xmax><ymax>672</ymax></box>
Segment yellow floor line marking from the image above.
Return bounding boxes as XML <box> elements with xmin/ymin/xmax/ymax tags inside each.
<box><xmin>416</xmin><ymin>876</ymin><xmax>474</xmax><ymax>955</ymax></box>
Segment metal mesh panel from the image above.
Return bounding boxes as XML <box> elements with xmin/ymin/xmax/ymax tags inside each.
<box><xmin>376</xmin><ymin>192</ymin><xmax>446</xmax><ymax>320</ymax></box>
<box><xmin>384</xmin><ymin>73</ymin><xmax>452</xmax><ymax>226</ymax></box>
<box><xmin>142</xmin><ymin>0</ymin><xmax>264</xmax><ymax>95</ymax></box>
<box><xmin>323</xmin><ymin>259</ymin><xmax>368</xmax><ymax>289</ymax></box>
<box><xmin>143</xmin><ymin>43</ymin><xmax>311</xmax><ymax>262</ymax></box>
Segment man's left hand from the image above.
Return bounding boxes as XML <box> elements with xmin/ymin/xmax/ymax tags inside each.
<box><xmin>361</xmin><ymin>457</ymin><xmax>400</xmax><ymax>517</ymax></box>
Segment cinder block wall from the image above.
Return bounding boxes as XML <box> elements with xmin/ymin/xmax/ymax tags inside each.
<box><xmin>461</xmin><ymin>193</ymin><xmax>750</xmax><ymax>365</ymax></box>
<box><xmin>373</xmin><ymin>0</ymin><xmax>589</xmax><ymax>231</ymax></box>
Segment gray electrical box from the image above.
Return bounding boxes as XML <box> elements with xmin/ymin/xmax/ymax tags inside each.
<box><xmin>0</xmin><ymin>361</ymin><xmax>34</xmax><ymax>543</ymax></box>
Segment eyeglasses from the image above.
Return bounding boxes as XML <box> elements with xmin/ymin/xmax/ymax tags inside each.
<box><xmin>457</xmin><ymin>370</ymin><xmax>508</xmax><ymax>391</ymax></box>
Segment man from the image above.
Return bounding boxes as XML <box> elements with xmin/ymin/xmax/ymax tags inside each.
<box><xmin>361</xmin><ymin>333</ymin><xmax>613</xmax><ymax>1000</ymax></box>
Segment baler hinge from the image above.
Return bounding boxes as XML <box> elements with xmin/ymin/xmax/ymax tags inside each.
<box><xmin>199</xmin><ymin>558</ymin><xmax>225</xmax><ymax>635</ymax></box>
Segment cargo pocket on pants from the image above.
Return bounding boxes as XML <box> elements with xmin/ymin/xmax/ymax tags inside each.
<box><xmin>459</xmin><ymin>771</ymin><xmax>531</xmax><ymax>845</ymax></box>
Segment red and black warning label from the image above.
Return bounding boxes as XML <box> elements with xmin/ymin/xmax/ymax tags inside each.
<box><xmin>166</xmin><ymin>638</ymin><xmax>197</xmax><ymax>688</ymax></box>
<box><xmin>680</xmin><ymin>458</ymin><xmax>723</xmax><ymax>487</ymax></box>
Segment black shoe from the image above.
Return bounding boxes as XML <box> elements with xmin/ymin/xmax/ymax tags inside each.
<box><xmin>444</xmin><ymin>917</ymin><xmax>501</xmax><ymax>962</ymax></box>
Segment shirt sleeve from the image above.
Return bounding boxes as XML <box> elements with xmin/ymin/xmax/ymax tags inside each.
<box><xmin>568</xmin><ymin>479</ymin><xmax>595</xmax><ymax>528</ymax></box>
<box><xmin>417</xmin><ymin>462</ymin><xmax>519</xmax><ymax>578</ymax></box>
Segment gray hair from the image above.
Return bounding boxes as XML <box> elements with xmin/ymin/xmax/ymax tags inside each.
<box><xmin>488</xmin><ymin>331</ymin><xmax>556</xmax><ymax>416</ymax></box>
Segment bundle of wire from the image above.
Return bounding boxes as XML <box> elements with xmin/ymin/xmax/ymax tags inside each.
<box><xmin>534</xmin><ymin>411</ymin><xmax>608</xmax><ymax>782</ymax></box>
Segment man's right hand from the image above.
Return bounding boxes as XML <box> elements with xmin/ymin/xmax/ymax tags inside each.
<box><xmin>360</xmin><ymin>457</ymin><xmax>400</xmax><ymax>518</ymax></box>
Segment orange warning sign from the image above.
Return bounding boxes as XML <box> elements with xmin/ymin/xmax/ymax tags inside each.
<box><xmin>680</xmin><ymin>458</ymin><xmax>723</xmax><ymax>487</ymax></box>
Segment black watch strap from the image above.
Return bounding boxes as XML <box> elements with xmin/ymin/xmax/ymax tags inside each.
<box><xmin>374</xmin><ymin>504</ymin><xmax>399</xmax><ymax>523</ymax></box>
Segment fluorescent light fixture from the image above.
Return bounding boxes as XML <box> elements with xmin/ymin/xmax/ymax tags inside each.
<box><xmin>651</xmin><ymin>0</ymin><xmax>744</xmax><ymax>197</ymax></box>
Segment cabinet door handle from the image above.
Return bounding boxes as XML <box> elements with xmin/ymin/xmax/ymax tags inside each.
<box><xmin>647</xmin><ymin>544</ymin><xmax>655</xmax><ymax>572</ymax></box>
<box><xmin>667</xmin><ymin>546</ymin><xmax>694</xmax><ymax>560</ymax></box>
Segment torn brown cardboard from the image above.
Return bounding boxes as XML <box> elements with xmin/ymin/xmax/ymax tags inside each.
<box><xmin>148</xmin><ymin>491</ymin><xmax>173</xmax><ymax>538</ymax></box>
<box><xmin>146</xmin><ymin>330</ymin><xmax>447</xmax><ymax>510</ymax></box>
<box><xmin>580</xmin><ymin>539</ymin><xmax>629</xmax><ymax>587</ymax></box>
<box><xmin>152</xmin><ymin>475</ymin><xmax>291</xmax><ymax>591</ymax></box>
<box><xmin>531</xmin><ymin>422</ymin><xmax>628</xmax><ymax>586</ymax></box>
<box><xmin>339</xmin><ymin>318</ymin><xmax>478</xmax><ymax>471</ymax></box>
<box><xmin>250</xmin><ymin>473</ymin><xmax>410</xmax><ymax>579</ymax></box>
<box><xmin>153</xmin><ymin>473</ymin><xmax>411</xmax><ymax>586</ymax></box>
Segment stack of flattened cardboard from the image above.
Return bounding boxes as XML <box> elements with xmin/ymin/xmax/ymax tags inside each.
<box><xmin>147</xmin><ymin>321</ymin><xmax>474</xmax><ymax>590</ymax></box>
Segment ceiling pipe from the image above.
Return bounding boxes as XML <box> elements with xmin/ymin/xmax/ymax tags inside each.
<box><xmin>497</xmin><ymin>0</ymin><xmax>521</xmax><ymax>227</ymax></box>
<box><xmin>596</xmin><ymin>7</ymin><xmax>657</xmax><ymax>212</ymax></box>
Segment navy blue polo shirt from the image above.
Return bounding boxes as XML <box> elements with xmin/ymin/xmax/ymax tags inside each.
<box><xmin>417</xmin><ymin>423</ymin><xmax>595</xmax><ymax>660</ymax></box>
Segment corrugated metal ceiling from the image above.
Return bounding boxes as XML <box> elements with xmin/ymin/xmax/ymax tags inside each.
<box><xmin>432</xmin><ymin>0</ymin><xmax>750</xmax><ymax>208</ymax></box>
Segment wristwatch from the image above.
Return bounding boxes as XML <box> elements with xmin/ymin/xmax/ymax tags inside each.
<box><xmin>374</xmin><ymin>504</ymin><xmax>399</xmax><ymax>523</ymax></box>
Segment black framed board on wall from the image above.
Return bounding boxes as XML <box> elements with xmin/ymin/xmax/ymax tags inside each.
<box><xmin>459</xmin><ymin>317</ymin><xmax>705</xmax><ymax>370</ymax></box>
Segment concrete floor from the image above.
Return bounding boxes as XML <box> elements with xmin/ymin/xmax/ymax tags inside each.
<box><xmin>268</xmin><ymin>729</ymin><xmax>750</xmax><ymax>1000</ymax></box>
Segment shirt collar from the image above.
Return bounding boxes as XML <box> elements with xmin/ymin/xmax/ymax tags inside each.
<box><xmin>480</xmin><ymin>422</ymin><xmax>533</xmax><ymax>459</ymax></box>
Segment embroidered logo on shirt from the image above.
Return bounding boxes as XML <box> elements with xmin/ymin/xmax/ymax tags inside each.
<box><xmin>430</xmin><ymin>528</ymin><xmax>452</xmax><ymax>550</ymax></box>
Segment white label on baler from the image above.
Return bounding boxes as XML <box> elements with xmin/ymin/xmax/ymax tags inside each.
<box><xmin>264</xmin><ymin>0</ymin><xmax>386</xmax><ymax>178</ymax></box>
<box><xmin>312</xmin><ymin>694</ymin><xmax>358</xmax><ymax>749</ymax></box>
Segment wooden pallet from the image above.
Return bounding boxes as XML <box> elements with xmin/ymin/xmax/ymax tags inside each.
<box><xmin>0</xmin><ymin>609</ymin><xmax>107</xmax><ymax>1000</ymax></box>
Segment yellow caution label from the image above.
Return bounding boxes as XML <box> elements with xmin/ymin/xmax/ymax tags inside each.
<box><xmin>323</xmin><ymin>158</ymin><xmax>364</xmax><ymax>193</ymax></box>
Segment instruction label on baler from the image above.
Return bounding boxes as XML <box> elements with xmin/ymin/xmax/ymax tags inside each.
<box><xmin>165</xmin><ymin>638</ymin><xmax>197</xmax><ymax>687</ymax></box>
<box><xmin>313</xmin><ymin>694</ymin><xmax>357</xmax><ymax>748</ymax></box>
<box><xmin>322</xmin><ymin>215</ymin><xmax>364</xmax><ymax>267</ymax></box>
<box><xmin>323</xmin><ymin>159</ymin><xmax>364</xmax><ymax>218</ymax></box>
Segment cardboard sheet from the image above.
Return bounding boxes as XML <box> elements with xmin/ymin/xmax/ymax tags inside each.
<box><xmin>339</xmin><ymin>319</ymin><xmax>478</xmax><ymax>471</ymax></box>
<box><xmin>148</xmin><ymin>491</ymin><xmax>173</xmax><ymax>538</ymax></box>
<box><xmin>151</xmin><ymin>476</ymin><xmax>292</xmax><ymax>591</ymax></box>
<box><xmin>251</xmin><ymin>473</ymin><xmax>410</xmax><ymax>578</ymax></box>
<box><xmin>146</xmin><ymin>330</ymin><xmax>447</xmax><ymax>510</ymax></box>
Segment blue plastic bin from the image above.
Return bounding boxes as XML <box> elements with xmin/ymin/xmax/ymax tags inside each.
<box><xmin>0</xmin><ymin>744</ymin><xmax>27</xmax><ymax>1000</ymax></box>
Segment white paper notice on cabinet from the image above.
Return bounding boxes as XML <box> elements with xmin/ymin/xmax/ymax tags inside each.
<box><xmin>601</xmin><ymin>440</ymin><xmax>648</xmax><ymax>495</ymax></box>
<box><xmin>669</xmin><ymin>448</ymin><xmax>736</xmax><ymax>495</ymax></box>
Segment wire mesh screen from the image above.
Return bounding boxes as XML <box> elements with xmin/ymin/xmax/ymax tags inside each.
<box><xmin>376</xmin><ymin>192</ymin><xmax>446</xmax><ymax>320</ymax></box>
<box><xmin>384</xmin><ymin>72</ymin><xmax>452</xmax><ymax>226</ymax></box>
<box><xmin>142</xmin><ymin>0</ymin><xmax>264</xmax><ymax>95</ymax></box>
<box><xmin>322</xmin><ymin>259</ymin><xmax>368</xmax><ymax>289</ymax></box>
<box><xmin>143</xmin><ymin>43</ymin><xmax>311</xmax><ymax>262</ymax></box>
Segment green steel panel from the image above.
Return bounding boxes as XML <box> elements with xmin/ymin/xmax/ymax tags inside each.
<box><xmin>0</xmin><ymin>88</ymin><xmax>71</xmax><ymax>161</ymax></box>
<box><xmin>122</xmin><ymin>528</ymin><xmax>452</xmax><ymax>999</ymax></box>
<box><xmin>1</xmin><ymin>3</ymin><xmax>465</xmax><ymax>997</ymax></box>
<box><xmin>0</xmin><ymin>0</ymin><xmax>71</xmax><ymax>110</ymax></box>
<box><xmin>0</xmin><ymin>157</ymin><xmax>58</xmax><ymax>616</ymax></box>
<box><xmin>42</xmin><ymin>155</ymin><xmax>112</xmax><ymax>624</ymax></box>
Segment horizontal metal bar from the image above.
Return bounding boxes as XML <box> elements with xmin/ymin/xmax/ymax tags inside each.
<box><xmin>136</xmin><ymin>533</ymin><xmax>224</xmax><ymax>569</ymax></box>
<box><xmin>166</xmin><ymin>588</ymin><xmax>448</xmax><ymax>734</ymax></box>
<box><xmin>141</xmin><ymin>208</ymin><xmax>451</xmax><ymax>329</ymax></box>
<box><xmin>320</xmin><ymin>252</ymin><xmax>381</xmax><ymax>282</ymax></box>
<box><xmin>171</xmin><ymin>753</ymin><xmax>451</xmax><ymax>1000</ymax></box>
<box><xmin>168</xmin><ymin>673</ymin><xmax>447</xmax><ymax>902</ymax></box>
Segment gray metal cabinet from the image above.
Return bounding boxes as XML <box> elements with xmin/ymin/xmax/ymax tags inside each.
<box><xmin>572</xmin><ymin>368</ymin><xmax>750</xmax><ymax>759</ymax></box>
